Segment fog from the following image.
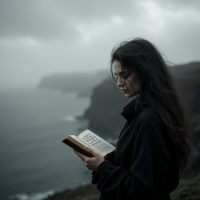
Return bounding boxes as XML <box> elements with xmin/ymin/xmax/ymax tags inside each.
<box><xmin>0</xmin><ymin>0</ymin><xmax>200</xmax><ymax>88</ymax></box>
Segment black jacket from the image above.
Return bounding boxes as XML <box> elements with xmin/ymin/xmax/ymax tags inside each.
<box><xmin>91</xmin><ymin>97</ymin><xmax>179</xmax><ymax>200</ymax></box>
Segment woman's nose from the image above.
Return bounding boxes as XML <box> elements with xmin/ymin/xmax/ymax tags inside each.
<box><xmin>117</xmin><ymin>77</ymin><xmax>124</xmax><ymax>87</ymax></box>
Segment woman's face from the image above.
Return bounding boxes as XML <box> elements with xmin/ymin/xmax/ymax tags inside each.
<box><xmin>113</xmin><ymin>60</ymin><xmax>141</xmax><ymax>98</ymax></box>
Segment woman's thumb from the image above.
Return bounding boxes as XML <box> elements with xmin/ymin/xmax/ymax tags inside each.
<box><xmin>85</xmin><ymin>147</ymin><xmax>90</xmax><ymax>151</ymax></box>
<box><xmin>85</xmin><ymin>147</ymin><xmax>95</xmax><ymax>155</ymax></box>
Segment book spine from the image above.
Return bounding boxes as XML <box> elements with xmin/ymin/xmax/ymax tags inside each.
<box><xmin>62</xmin><ymin>139</ymin><xmax>93</xmax><ymax>157</ymax></box>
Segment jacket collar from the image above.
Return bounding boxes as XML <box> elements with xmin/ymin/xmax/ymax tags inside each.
<box><xmin>121</xmin><ymin>95</ymin><xmax>148</xmax><ymax>123</ymax></box>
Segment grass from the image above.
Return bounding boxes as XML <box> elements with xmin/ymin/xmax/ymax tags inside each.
<box><xmin>170</xmin><ymin>174</ymin><xmax>200</xmax><ymax>200</ymax></box>
<box><xmin>43</xmin><ymin>183</ymin><xmax>100</xmax><ymax>200</ymax></box>
<box><xmin>43</xmin><ymin>174</ymin><xmax>200</xmax><ymax>200</ymax></box>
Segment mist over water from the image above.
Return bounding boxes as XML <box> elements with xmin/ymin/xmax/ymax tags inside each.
<box><xmin>0</xmin><ymin>88</ymin><xmax>92</xmax><ymax>200</ymax></box>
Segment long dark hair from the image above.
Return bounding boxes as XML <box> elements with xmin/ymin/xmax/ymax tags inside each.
<box><xmin>110</xmin><ymin>37</ymin><xmax>192</xmax><ymax>172</ymax></box>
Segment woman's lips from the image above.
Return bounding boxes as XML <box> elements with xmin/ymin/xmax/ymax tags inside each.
<box><xmin>122</xmin><ymin>90</ymin><xmax>127</xmax><ymax>93</ymax></box>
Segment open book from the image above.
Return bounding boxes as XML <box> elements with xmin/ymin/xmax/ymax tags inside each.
<box><xmin>62</xmin><ymin>129</ymin><xmax>116</xmax><ymax>159</ymax></box>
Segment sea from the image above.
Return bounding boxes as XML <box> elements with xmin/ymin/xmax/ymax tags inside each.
<box><xmin>0</xmin><ymin>87</ymin><xmax>103</xmax><ymax>200</ymax></box>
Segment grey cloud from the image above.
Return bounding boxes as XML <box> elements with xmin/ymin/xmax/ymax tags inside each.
<box><xmin>0</xmin><ymin>0</ymin><xmax>200</xmax><ymax>88</ymax></box>
<box><xmin>0</xmin><ymin>0</ymin><xmax>78</xmax><ymax>39</ymax></box>
<box><xmin>54</xmin><ymin>0</ymin><xmax>140</xmax><ymax>21</ymax></box>
<box><xmin>1</xmin><ymin>0</ymin><xmax>200</xmax><ymax>40</ymax></box>
<box><xmin>153</xmin><ymin>0</ymin><xmax>200</xmax><ymax>10</ymax></box>
<box><xmin>0</xmin><ymin>0</ymin><xmax>141</xmax><ymax>39</ymax></box>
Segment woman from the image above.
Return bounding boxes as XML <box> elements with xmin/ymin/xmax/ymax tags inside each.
<box><xmin>74</xmin><ymin>38</ymin><xmax>191</xmax><ymax>200</ymax></box>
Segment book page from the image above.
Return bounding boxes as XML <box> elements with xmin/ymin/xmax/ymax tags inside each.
<box><xmin>70</xmin><ymin>135</ymin><xmax>90</xmax><ymax>148</ymax></box>
<box><xmin>70</xmin><ymin>135</ymin><xmax>103</xmax><ymax>156</ymax></box>
<box><xmin>78</xmin><ymin>130</ymin><xmax>115</xmax><ymax>156</ymax></box>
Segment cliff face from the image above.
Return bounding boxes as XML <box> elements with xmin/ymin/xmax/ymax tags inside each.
<box><xmin>82</xmin><ymin>78</ymin><xmax>129</xmax><ymax>137</ymax></box>
<box><xmin>81</xmin><ymin>62</ymin><xmax>200</xmax><ymax>179</ymax></box>
<box><xmin>170</xmin><ymin>62</ymin><xmax>200</xmax><ymax>179</ymax></box>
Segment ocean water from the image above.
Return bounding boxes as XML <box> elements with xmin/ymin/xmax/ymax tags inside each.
<box><xmin>0</xmin><ymin>88</ymin><xmax>93</xmax><ymax>200</ymax></box>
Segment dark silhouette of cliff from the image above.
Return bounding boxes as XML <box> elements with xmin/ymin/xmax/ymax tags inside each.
<box><xmin>38</xmin><ymin>71</ymin><xmax>109</xmax><ymax>97</ymax></box>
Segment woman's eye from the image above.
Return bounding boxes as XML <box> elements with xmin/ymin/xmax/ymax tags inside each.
<box><xmin>123</xmin><ymin>75</ymin><xmax>130</xmax><ymax>80</ymax></box>
<box><xmin>114</xmin><ymin>74</ymin><xmax>130</xmax><ymax>80</ymax></box>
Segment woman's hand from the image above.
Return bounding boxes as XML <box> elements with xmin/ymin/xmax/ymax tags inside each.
<box><xmin>73</xmin><ymin>147</ymin><xmax>105</xmax><ymax>171</ymax></box>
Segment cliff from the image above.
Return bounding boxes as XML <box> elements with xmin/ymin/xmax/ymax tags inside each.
<box><xmin>38</xmin><ymin>71</ymin><xmax>109</xmax><ymax>97</ymax></box>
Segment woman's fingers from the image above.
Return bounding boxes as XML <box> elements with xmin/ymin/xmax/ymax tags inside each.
<box><xmin>73</xmin><ymin>149</ymin><xmax>104</xmax><ymax>171</ymax></box>
<box><xmin>73</xmin><ymin>149</ymin><xmax>87</xmax><ymax>161</ymax></box>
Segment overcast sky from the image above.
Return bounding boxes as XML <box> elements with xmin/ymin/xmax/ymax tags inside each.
<box><xmin>0</xmin><ymin>0</ymin><xmax>200</xmax><ymax>88</ymax></box>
